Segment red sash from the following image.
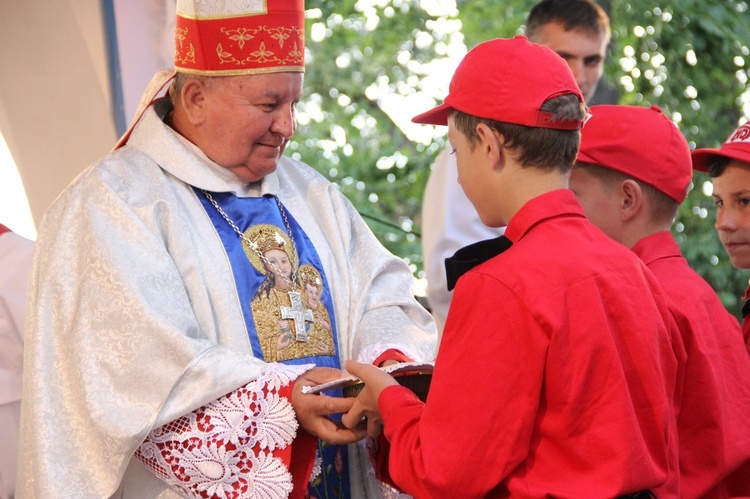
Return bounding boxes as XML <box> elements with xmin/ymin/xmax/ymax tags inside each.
<box><xmin>0</xmin><ymin>224</ymin><xmax>11</xmax><ymax>236</ymax></box>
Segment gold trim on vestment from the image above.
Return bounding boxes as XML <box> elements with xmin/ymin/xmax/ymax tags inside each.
<box><xmin>174</xmin><ymin>65</ymin><xmax>305</xmax><ymax>76</ymax></box>
<box><xmin>176</xmin><ymin>8</ymin><xmax>269</xmax><ymax>21</ymax></box>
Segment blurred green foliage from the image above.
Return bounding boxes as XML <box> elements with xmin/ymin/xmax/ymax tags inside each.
<box><xmin>294</xmin><ymin>0</ymin><xmax>750</xmax><ymax>316</ymax></box>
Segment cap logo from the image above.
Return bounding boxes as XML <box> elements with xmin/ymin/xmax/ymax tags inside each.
<box><xmin>726</xmin><ymin>124</ymin><xmax>750</xmax><ymax>145</ymax></box>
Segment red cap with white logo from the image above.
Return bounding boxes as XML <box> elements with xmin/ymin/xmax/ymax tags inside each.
<box><xmin>691</xmin><ymin>122</ymin><xmax>750</xmax><ymax>172</ymax></box>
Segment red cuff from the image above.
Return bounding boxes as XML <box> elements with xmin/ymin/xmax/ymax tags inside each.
<box><xmin>372</xmin><ymin>349</ymin><xmax>412</xmax><ymax>367</ymax></box>
<box><xmin>372</xmin><ymin>385</ymin><xmax>422</xmax><ymax>494</ymax></box>
<box><xmin>277</xmin><ymin>382</ymin><xmax>319</xmax><ymax>499</ymax></box>
<box><xmin>372</xmin><ymin>432</ymin><xmax>402</xmax><ymax>491</ymax></box>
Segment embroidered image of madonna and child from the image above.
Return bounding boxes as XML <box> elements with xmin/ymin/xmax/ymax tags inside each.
<box><xmin>243</xmin><ymin>223</ymin><xmax>335</xmax><ymax>362</ymax></box>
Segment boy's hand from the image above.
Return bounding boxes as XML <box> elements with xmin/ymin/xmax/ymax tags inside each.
<box><xmin>341</xmin><ymin>360</ymin><xmax>399</xmax><ymax>437</ymax></box>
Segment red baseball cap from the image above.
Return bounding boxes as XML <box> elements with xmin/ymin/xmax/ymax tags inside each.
<box><xmin>691</xmin><ymin>122</ymin><xmax>750</xmax><ymax>172</ymax></box>
<box><xmin>412</xmin><ymin>36</ymin><xmax>583</xmax><ymax>129</ymax></box>
<box><xmin>577</xmin><ymin>104</ymin><xmax>692</xmax><ymax>203</ymax></box>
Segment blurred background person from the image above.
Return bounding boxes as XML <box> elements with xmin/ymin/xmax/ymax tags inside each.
<box><xmin>0</xmin><ymin>223</ymin><xmax>33</xmax><ymax>499</ymax></box>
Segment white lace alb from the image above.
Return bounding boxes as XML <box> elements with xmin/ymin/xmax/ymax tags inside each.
<box><xmin>136</xmin><ymin>363</ymin><xmax>311</xmax><ymax>499</ymax></box>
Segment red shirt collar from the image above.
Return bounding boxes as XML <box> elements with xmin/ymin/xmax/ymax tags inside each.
<box><xmin>504</xmin><ymin>189</ymin><xmax>586</xmax><ymax>243</ymax></box>
<box><xmin>630</xmin><ymin>231</ymin><xmax>682</xmax><ymax>266</ymax></box>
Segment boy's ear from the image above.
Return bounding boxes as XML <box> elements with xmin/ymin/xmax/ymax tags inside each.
<box><xmin>620</xmin><ymin>179</ymin><xmax>643</xmax><ymax>222</ymax></box>
<box><xmin>476</xmin><ymin>123</ymin><xmax>505</xmax><ymax>170</ymax></box>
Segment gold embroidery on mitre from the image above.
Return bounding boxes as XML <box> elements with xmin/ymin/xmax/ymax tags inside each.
<box><xmin>288</xmin><ymin>40</ymin><xmax>303</xmax><ymax>62</ymax></box>
<box><xmin>269</xmin><ymin>27</ymin><xmax>290</xmax><ymax>49</ymax></box>
<box><xmin>250</xmin><ymin>40</ymin><xmax>276</xmax><ymax>63</ymax></box>
<box><xmin>175</xmin><ymin>27</ymin><xmax>197</xmax><ymax>65</ymax></box>
<box><xmin>222</xmin><ymin>27</ymin><xmax>254</xmax><ymax>50</ymax></box>
<box><xmin>216</xmin><ymin>26</ymin><xmax>303</xmax><ymax>67</ymax></box>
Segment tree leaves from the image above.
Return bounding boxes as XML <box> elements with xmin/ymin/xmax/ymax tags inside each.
<box><xmin>297</xmin><ymin>0</ymin><xmax>750</xmax><ymax>313</ymax></box>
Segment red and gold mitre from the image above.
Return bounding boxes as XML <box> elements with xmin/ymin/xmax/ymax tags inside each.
<box><xmin>175</xmin><ymin>0</ymin><xmax>305</xmax><ymax>76</ymax></box>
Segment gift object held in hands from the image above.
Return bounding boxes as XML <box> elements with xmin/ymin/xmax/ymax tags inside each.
<box><xmin>302</xmin><ymin>361</ymin><xmax>434</xmax><ymax>402</ymax></box>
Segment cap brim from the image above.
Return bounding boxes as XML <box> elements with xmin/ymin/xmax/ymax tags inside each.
<box><xmin>576</xmin><ymin>149</ymin><xmax>599</xmax><ymax>167</ymax></box>
<box><xmin>691</xmin><ymin>148</ymin><xmax>722</xmax><ymax>172</ymax></box>
<box><xmin>412</xmin><ymin>102</ymin><xmax>452</xmax><ymax>125</ymax></box>
<box><xmin>691</xmin><ymin>147</ymin><xmax>750</xmax><ymax>172</ymax></box>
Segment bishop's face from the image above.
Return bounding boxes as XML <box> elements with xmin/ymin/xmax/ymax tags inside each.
<box><xmin>712</xmin><ymin>159</ymin><xmax>750</xmax><ymax>268</ymax></box>
<box><xmin>199</xmin><ymin>72</ymin><xmax>303</xmax><ymax>183</ymax></box>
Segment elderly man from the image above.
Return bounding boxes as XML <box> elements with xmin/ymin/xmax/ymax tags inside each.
<box><xmin>421</xmin><ymin>0</ymin><xmax>611</xmax><ymax>334</ymax></box>
<box><xmin>17</xmin><ymin>1</ymin><xmax>436</xmax><ymax>498</ymax></box>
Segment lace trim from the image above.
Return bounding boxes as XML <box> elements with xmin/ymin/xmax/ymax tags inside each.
<box><xmin>135</xmin><ymin>363</ymin><xmax>313</xmax><ymax>499</ymax></box>
<box><xmin>309</xmin><ymin>452</ymin><xmax>322</xmax><ymax>484</ymax></box>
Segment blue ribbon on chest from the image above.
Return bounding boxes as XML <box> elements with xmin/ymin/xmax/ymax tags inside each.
<box><xmin>196</xmin><ymin>190</ymin><xmax>341</xmax><ymax>370</ymax></box>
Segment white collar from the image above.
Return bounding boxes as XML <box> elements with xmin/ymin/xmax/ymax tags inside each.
<box><xmin>128</xmin><ymin>98</ymin><xmax>281</xmax><ymax>198</ymax></box>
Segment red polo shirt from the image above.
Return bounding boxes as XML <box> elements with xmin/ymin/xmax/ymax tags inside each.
<box><xmin>632</xmin><ymin>231</ymin><xmax>750</xmax><ymax>497</ymax></box>
<box><xmin>379</xmin><ymin>190</ymin><xmax>680</xmax><ymax>498</ymax></box>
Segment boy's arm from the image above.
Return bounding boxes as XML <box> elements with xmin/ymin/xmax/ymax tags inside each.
<box><xmin>373</xmin><ymin>271</ymin><xmax>549</xmax><ymax>498</ymax></box>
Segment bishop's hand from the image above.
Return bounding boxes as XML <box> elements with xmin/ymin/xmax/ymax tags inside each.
<box><xmin>292</xmin><ymin>367</ymin><xmax>367</xmax><ymax>445</ymax></box>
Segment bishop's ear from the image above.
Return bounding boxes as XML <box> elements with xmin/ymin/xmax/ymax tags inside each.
<box><xmin>179</xmin><ymin>77</ymin><xmax>209</xmax><ymax>125</ymax></box>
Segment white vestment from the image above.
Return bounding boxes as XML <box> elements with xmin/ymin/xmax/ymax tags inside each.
<box><xmin>18</xmin><ymin>98</ymin><xmax>437</xmax><ymax>498</ymax></box>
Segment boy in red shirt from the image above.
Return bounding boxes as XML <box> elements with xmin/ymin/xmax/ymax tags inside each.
<box><xmin>343</xmin><ymin>37</ymin><xmax>681</xmax><ymax>497</ymax></box>
<box><xmin>693</xmin><ymin>124</ymin><xmax>750</xmax><ymax>354</ymax></box>
<box><xmin>568</xmin><ymin>104</ymin><xmax>750</xmax><ymax>498</ymax></box>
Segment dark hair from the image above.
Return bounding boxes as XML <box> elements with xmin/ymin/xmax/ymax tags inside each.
<box><xmin>526</xmin><ymin>0</ymin><xmax>610</xmax><ymax>40</ymax></box>
<box><xmin>575</xmin><ymin>162</ymin><xmax>681</xmax><ymax>224</ymax></box>
<box><xmin>706</xmin><ymin>155</ymin><xmax>731</xmax><ymax>178</ymax></box>
<box><xmin>451</xmin><ymin>93</ymin><xmax>585</xmax><ymax>172</ymax></box>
